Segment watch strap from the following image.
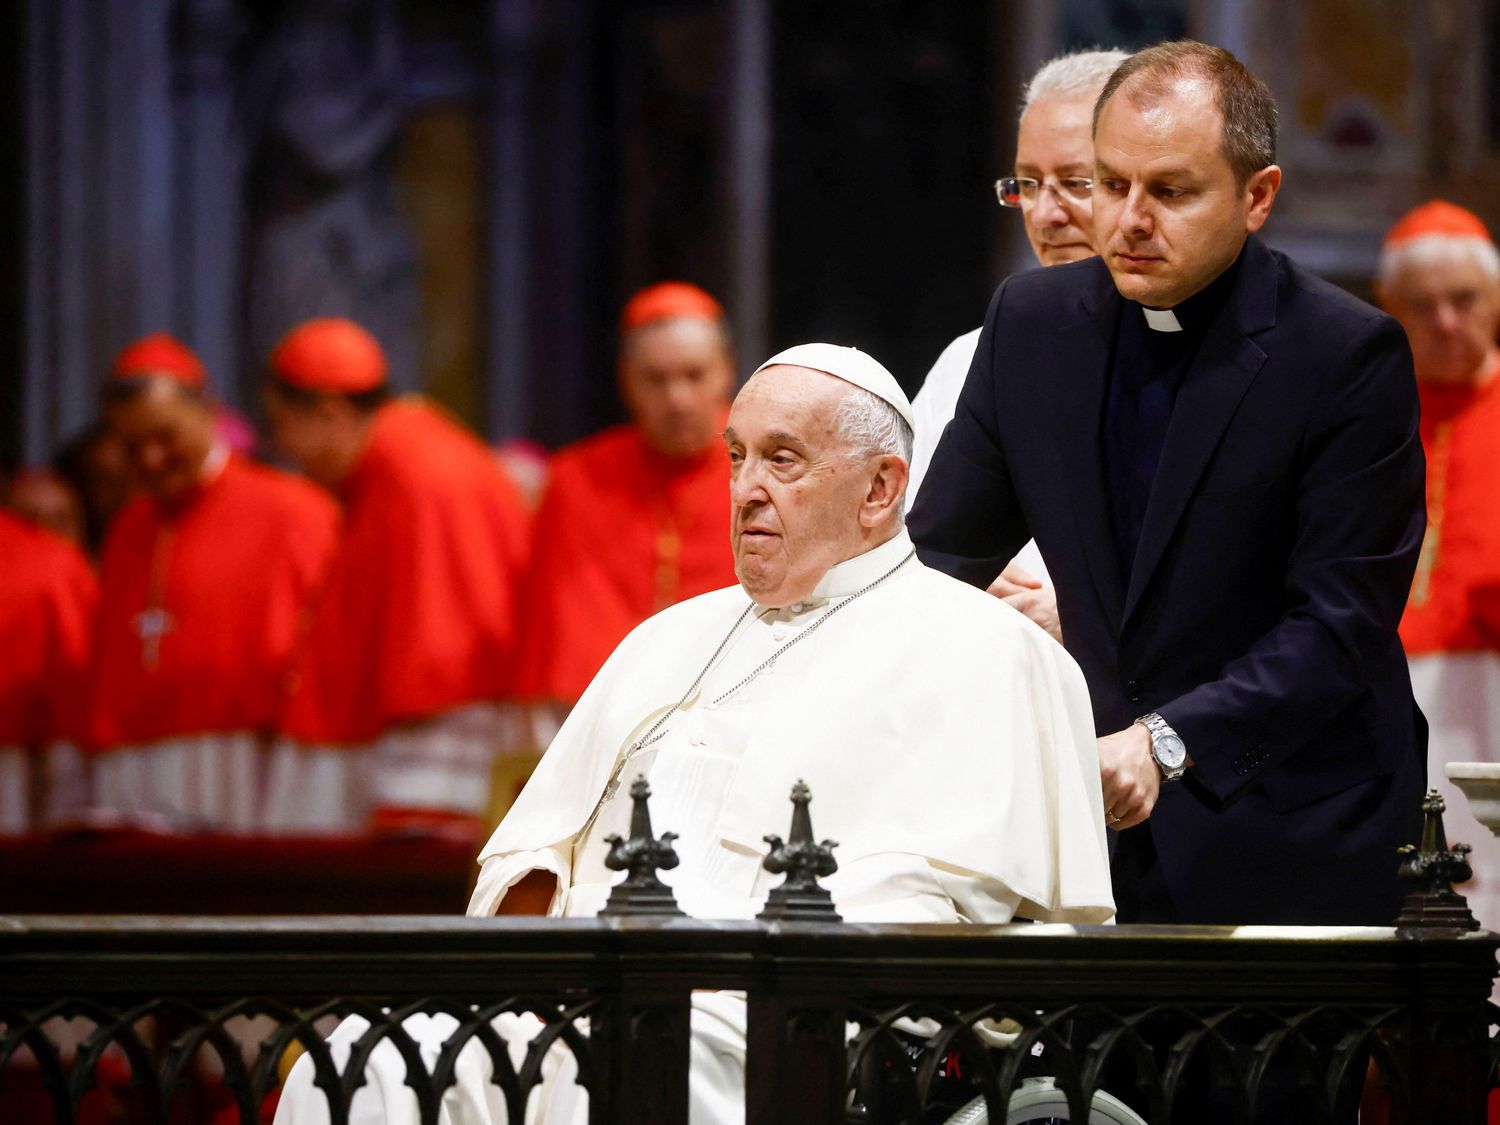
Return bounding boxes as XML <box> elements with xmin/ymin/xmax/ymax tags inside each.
<box><xmin>1135</xmin><ymin>712</ymin><xmax>1186</xmax><ymax>781</ymax></box>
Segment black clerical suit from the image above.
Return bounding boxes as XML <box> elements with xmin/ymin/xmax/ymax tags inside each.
<box><xmin>910</xmin><ymin>234</ymin><xmax>1427</xmax><ymax>926</ymax></box>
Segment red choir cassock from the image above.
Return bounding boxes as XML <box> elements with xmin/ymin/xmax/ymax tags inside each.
<box><xmin>1385</xmin><ymin>202</ymin><xmax>1500</xmax><ymax>940</ymax></box>
<box><xmin>88</xmin><ymin>335</ymin><xmax>340</xmax><ymax>832</ymax></box>
<box><xmin>281</xmin><ymin>398</ymin><xmax>531</xmax><ymax>740</ymax></box>
<box><xmin>518</xmin><ymin>423</ymin><xmax>734</xmax><ymax>704</ymax></box>
<box><xmin>518</xmin><ymin>281</ymin><xmax>737</xmax><ymax>707</ymax></box>
<box><xmin>269</xmin><ymin>321</ymin><xmax>531</xmax><ymax>832</ymax></box>
<box><xmin>0</xmin><ymin>511</ymin><xmax>96</xmax><ymax>833</ymax></box>
<box><xmin>1400</xmin><ymin>369</ymin><xmax>1500</xmax><ymax>657</ymax></box>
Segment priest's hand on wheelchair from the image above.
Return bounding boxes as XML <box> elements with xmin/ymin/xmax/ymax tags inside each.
<box><xmin>1098</xmin><ymin>723</ymin><xmax>1158</xmax><ymax>830</ymax></box>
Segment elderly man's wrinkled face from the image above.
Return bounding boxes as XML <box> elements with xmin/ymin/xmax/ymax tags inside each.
<box><xmin>1380</xmin><ymin>249</ymin><xmax>1500</xmax><ymax>385</ymax></box>
<box><xmin>105</xmin><ymin>378</ymin><xmax>217</xmax><ymax>505</ymax></box>
<box><xmin>1015</xmin><ymin>91</ymin><xmax>1101</xmax><ymax>266</ymax></box>
<box><xmin>1093</xmin><ymin>75</ymin><xmax>1279</xmax><ymax>308</ymax></box>
<box><xmin>725</xmin><ymin>366</ymin><xmax>877</xmax><ymax>608</ymax></box>
<box><xmin>620</xmin><ymin>318</ymin><xmax>735</xmax><ymax>458</ymax></box>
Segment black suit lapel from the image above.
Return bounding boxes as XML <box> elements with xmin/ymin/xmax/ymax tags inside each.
<box><xmin>1121</xmin><ymin>237</ymin><xmax>1279</xmax><ymax>629</ymax></box>
<box><xmin>1059</xmin><ymin>265</ymin><xmax>1127</xmax><ymax>630</ymax></box>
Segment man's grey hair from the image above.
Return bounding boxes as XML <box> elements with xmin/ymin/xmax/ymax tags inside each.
<box><xmin>833</xmin><ymin>384</ymin><xmax>913</xmax><ymax>463</ymax></box>
<box><xmin>833</xmin><ymin>384</ymin><xmax>914</xmax><ymax>524</ymax></box>
<box><xmin>834</xmin><ymin>386</ymin><xmax>914</xmax><ymax>526</ymax></box>
<box><xmin>1021</xmin><ymin>48</ymin><xmax>1129</xmax><ymax>118</ymax></box>
<box><xmin>1378</xmin><ymin>234</ymin><xmax>1500</xmax><ymax>288</ymax></box>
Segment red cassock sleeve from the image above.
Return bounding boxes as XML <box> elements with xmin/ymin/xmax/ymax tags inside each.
<box><xmin>282</xmin><ymin>403</ymin><xmax>531</xmax><ymax>744</ymax></box>
<box><xmin>0</xmin><ymin>514</ymin><xmax>97</xmax><ymax>747</ymax></box>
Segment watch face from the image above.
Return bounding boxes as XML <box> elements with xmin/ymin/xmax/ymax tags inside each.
<box><xmin>1156</xmin><ymin>734</ymin><xmax>1187</xmax><ymax>770</ymax></box>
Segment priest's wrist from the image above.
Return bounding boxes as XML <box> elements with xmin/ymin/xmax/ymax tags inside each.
<box><xmin>1134</xmin><ymin>711</ymin><xmax>1188</xmax><ymax>781</ymax></box>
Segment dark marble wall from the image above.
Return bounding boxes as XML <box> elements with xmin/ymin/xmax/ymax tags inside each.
<box><xmin>15</xmin><ymin>0</ymin><xmax>1494</xmax><ymax>468</ymax></box>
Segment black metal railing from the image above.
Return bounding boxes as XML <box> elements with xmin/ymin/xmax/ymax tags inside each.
<box><xmin>2</xmin><ymin>789</ymin><xmax>1497</xmax><ymax>1124</ymax></box>
<box><xmin>2</xmin><ymin>914</ymin><xmax>1497</xmax><ymax>1124</ymax></box>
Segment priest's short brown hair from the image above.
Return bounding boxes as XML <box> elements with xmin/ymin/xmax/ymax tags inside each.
<box><xmin>1094</xmin><ymin>39</ymin><xmax>1277</xmax><ymax>188</ymax></box>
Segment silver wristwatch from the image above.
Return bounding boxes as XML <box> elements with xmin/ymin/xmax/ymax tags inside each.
<box><xmin>1136</xmin><ymin>712</ymin><xmax>1187</xmax><ymax>781</ymax></box>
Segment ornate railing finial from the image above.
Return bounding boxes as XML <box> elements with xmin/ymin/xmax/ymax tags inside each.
<box><xmin>1395</xmin><ymin>788</ymin><xmax>1480</xmax><ymax>938</ymax></box>
<box><xmin>758</xmin><ymin>780</ymin><xmax>841</xmax><ymax>922</ymax></box>
<box><xmin>599</xmin><ymin>776</ymin><xmax>685</xmax><ymax>917</ymax></box>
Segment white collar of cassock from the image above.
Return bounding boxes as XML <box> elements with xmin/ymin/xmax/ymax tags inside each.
<box><xmin>766</xmin><ymin>527</ymin><xmax>915</xmax><ymax>617</ymax></box>
<box><xmin>1142</xmin><ymin>306</ymin><xmax>1183</xmax><ymax>332</ymax></box>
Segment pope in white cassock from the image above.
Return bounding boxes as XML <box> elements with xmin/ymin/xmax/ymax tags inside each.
<box><xmin>275</xmin><ymin>343</ymin><xmax>1116</xmax><ymax>1125</ymax></box>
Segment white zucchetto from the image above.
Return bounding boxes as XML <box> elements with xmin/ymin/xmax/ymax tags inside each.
<box><xmin>754</xmin><ymin>343</ymin><xmax>916</xmax><ymax>432</ymax></box>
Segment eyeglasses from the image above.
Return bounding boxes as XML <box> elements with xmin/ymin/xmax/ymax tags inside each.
<box><xmin>996</xmin><ymin>176</ymin><xmax>1093</xmax><ymax>208</ymax></box>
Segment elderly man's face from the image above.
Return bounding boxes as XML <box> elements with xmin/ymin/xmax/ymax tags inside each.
<box><xmin>1380</xmin><ymin>250</ymin><xmax>1500</xmax><ymax>385</ymax></box>
<box><xmin>105</xmin><ymin>378</ymin><xmax>217</xmax><ymax>505</ymax></box>
<box><xmin>725</xmin><ymin>366</ymin><xmax>878</xmax><ymax>608</ymax></box>
<box><xmin>1015</xmin><ymin>91</ymin><xmax>1100</xmax><ymax>266</ymax></box>
<box><xmin>1092</xmin><ymin>76</ymin><xmax>1279</xmax><ymax>308</ymax></box>
<box><xmin>619</xmin><ymin>318</ymin><xmax>734</xmax><ymax>458</ymax></box>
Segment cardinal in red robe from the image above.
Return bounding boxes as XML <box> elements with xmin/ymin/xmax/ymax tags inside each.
<box><xmin>518</xmin><ymin>282</ymin><xmax>737</xmax><ymax>723</ymax></box>
<box><xmin>0</xmin><ymin>511</ymin><xmax>96</xmax><ymax>833</ymax></box>
<box><xmin>264</xmin><ymin>318</ymin><xmax>531</xmax><ymax>835</ymax></box>
<box><xmin>1378</xmin><ymin>201</ymin><xmax>1500</xmax><ymax>932</ymax></box>
<box><xmin>88</xmin><ymin>333</ymin><xmax>340</xmax><ymax>832</ymax></box>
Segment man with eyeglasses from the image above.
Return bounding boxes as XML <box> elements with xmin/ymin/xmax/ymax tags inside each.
<box><xmin>907</xmin><ymin>48</ymin><xmax>1126</xmax><ymax>644</ymax></box>
<box><xmin>911</xmin><ymin>38</ymin><xmax>1425</xmax><ymax>935</ymax></box>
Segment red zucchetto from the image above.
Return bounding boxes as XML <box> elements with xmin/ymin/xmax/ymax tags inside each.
<box><xmin>1384</xmin><ymin>201</ymin><xmax>1493</xmax><ymax>248</ymax></box>
<box><xmin>111</xmin><ymin>333</ymin><xmax>207</xmax><ymax>389</ymax></box>
<box><xmin>620</xmin><ymin>282</ymin><xmax>724</xmax><ymax>333</ymax></box>
<box><xmin>271</xmin><ymin>318</ymin><xmax>388</xmax><ymax>394</ymax></box>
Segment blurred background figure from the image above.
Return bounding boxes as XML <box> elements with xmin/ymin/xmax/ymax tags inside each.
<box><xmin>1378</xmin><ymin>200</ymin><xmax>1500</xmax><ymax>932</ymax></box>
<box><xmin>908</xmin><ymin>47</ymin><xmax>1128</xmax><ymax>503</ymax></box>
<box><xmin>497</xmin><ymin>283</ymin><xmax>737</xmax><ymax>819</ymax></box>
<box><xmin>53</xmin><ymin>425</ymin><xmax>135</xmax><ymax>558</ymax></box>
<box><xmin>905</xmin><ymin>48</ymin><xmax>1127</xmax><ymax>647</ymax></box>
<box><xmin>4</xmin><ymin>466</ymin><xmax>86</xmax><ymax>547</ymax></box>
<box><xmin>264</xmin><ymin>318</ymin><xmax>530</xmax><ymax>839</ymax></box>
<box><xmin>88</xmin><ymin>333</ymin><xmax>340</xmax><ymax>833</ymax></box>
<box><xmin>0</xmin><ymin>509</ymin><xmax>95</xmax><ymax>834</ymax></box>
<box><xmin>517</xmin><ymin>283</ymin><xmax>737</xmax><ymax>723</ymax></box>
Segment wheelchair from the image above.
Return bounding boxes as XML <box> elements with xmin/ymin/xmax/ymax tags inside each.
<box><xmin>848</xmin><ymin>1021</ymin><xmax>1149</xmax><ymax>1124</ymax></box>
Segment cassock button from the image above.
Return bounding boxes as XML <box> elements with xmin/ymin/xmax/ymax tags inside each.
<box><xmin>771</xmin><ymin>626</ymin><xmax>788</xmax><ymax>642</ymax></box>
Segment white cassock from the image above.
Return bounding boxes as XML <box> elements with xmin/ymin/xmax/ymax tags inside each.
<box><xmin>906</xmin><ymin>328</ymin><xmax>1048</xmax><ymax>582</ymax></box>
<box><xmin>276</xmin><ymin>529</ymin><xmax>1114</xmax><ymax>1125</ymax></box>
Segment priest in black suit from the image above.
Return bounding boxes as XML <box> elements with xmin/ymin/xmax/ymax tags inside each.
<box><xmin>910</xmin><ymin>40</ymin><xmax>1427</xmax><ymax>928</ymax></box>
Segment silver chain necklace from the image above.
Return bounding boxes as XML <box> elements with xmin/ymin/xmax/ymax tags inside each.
<box><xmin>582</xmin><ymin>547</ymin><xmax>917</xmax><ymax>831</ymax></box>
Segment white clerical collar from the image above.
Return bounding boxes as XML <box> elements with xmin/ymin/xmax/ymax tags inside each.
<box><xmin>805</xmin><ymin>528</ymin><xmax>915</xmax><ymax>604</ymax></box>
<box><xmin>1142</xmin><ymin>306</ymin><xmax>1183</xmax><ymax>333</ymax></box>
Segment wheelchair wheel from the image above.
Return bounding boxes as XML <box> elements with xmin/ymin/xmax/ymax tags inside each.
<box><xmin>942</xmin><ymin>1076</ymin><xmax>1148</xmax><ymax>1124</ymax></box>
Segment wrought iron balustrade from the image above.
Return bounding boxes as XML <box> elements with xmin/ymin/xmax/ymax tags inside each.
<box><xmin>2</xmin><ymin>912</ymin><xmax>1497</xmax><ymax>1125</ymax></box>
